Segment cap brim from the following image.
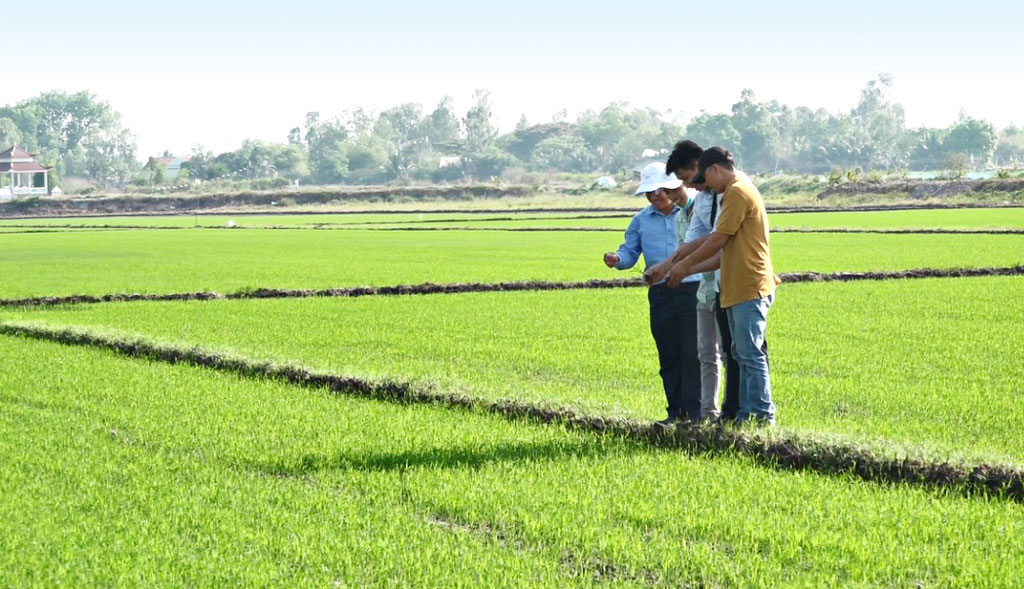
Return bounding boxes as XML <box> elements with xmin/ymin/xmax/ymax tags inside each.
<box><xmin>664</xmin><ymin>178</ymin><xmax>683</xmax><ymax>190</ymax></box>
<box><xmin>635</xmin><ymin>181</ymin><xmax>659</xmax><ymax>195</ymax></box>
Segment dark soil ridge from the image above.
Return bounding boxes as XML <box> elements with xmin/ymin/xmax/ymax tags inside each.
<box><xmin>0</xmin><ymin>185</ymin><xmax>533</xmax><ymax>218</ymax></box>
<box><xmin>4</xmin><ymin>223</ymin><xmax>1022</xmax><ymax>236</ymax></box>
<box><xmin>774</xmin><ymin>228</ymin><xmax>1024</xmax><ymax>235</ymax></box>
<box><xmin>0</xmin><ymin>213</ymin><xmax>632</xmax><ymax>229</ymax></box>
<box><xmin>2</xmin><ymin>322</ymin><xmax>1021</xmax><ymax>502</ymax></box>
<box><xmin>328</xmin><ymin>213</ymin><xmax>633</xmax><ymax>226</ymax></box>
<box><xmin>3</xmin><ymin>202</ymin><xmax>1023</xmax><ymax>221</ymax></box>
<box><xmin>818</xmin><ymin>178</ymin><xmax>1024</xmax><ymax>200</ymax></box>
<box><xmin>3</xmin><ymin>266</ymin><xmax>1022</xmax><ymax>308</ymax></box>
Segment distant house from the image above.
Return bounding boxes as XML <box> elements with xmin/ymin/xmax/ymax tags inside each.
<box><xmin>632</xmin><ymin>148</ymin><xmax>670</xmax><ymax>176</ymax></box>
<box><xmin>154</xmin><ymin>156</ymin><xmax>189</xmax><ymax>180</ymax></box>
<box><xmin>640</xmin><ymin>148</ymin><xmax>666</xmax><ymax>159</ymax></box>
<box><xmin>438</xmin><ymin>156</ymin><xmax>462</xmax><ymax>168</ymax></box>
<box><xmin>0</xmin><ymin>146</ymin><xmax>52</xmax><ymax>197</ymax></box>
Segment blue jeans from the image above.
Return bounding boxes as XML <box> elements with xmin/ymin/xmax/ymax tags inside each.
<box><xmin>725</xmin><ymin>294</ymin><xmax>776</xmax><ymax>423</ymax></box>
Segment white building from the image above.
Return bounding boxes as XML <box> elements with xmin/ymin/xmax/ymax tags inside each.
<box><xmin>0</xmin><ymin>146</ymin><xmax>51</xmax><ymax>197</ymax></box>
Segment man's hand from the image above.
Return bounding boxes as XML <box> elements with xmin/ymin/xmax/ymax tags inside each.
<box><xmin>666</xmin><ymin>262</ymin><xmax>690</xmax><ymax>288</ymax></box>
<box><xmin>643</xmin><ymin>262</ymin><xmax>668</xmax><ymax>285</ymax></box>
<box><xmin>603</xmin><ymin>252</ymin><xmax>620</xmax><ymax>268</ymax></box>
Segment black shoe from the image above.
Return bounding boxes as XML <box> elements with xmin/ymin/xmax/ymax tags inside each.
<box><xmin>653</xmin><ymin>415</ymin><xmax>681</xmax><ymax>428</ymax></box>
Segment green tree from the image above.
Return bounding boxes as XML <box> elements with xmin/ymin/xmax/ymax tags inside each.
<box><xmin>466</xmin><ymin>145</ymin><xmax>518</xmax><ymax>179</ymax></box>
<box><xmin>995</xmin><ymin>126</ymin><xmax>1024</xmax><ymax>166</ymax></box>
<box><xmin>144</xmin><ymin>157</ymin><xmax>167</xmax><ymax>185</ymax></box>
<box><xmin>0</xmin><ymin>90</ymin><xmax>137</xmax><ymax>185</ymax></box>
<box><xmin>730</xmin><ymin>89</ymin><xmax>781</xmax><ymax>172</ymax></box>
<box><xmin>685</xmin><ymin>112</ymin><xmax>742</xmax><ymax>157</ymax></box>
<box><xmin>270</xmin><ymin>143</ymin><xmax>308</xmax><ymax>180</ymax></box>
<box><xmin>904</xmin><ymin>128</ymin><xmax>946</xmax><ymax>170</ymax></box>
<box><xmin>376</xmin><ymin>103</ymin><xmax>424</xmax><ymax>150</ymax></box>
<box><xmin>421</xmin><ymin>96</ymin><xmax>462</xmax><ymax>149</ymax></box>
<box><xmin>463</xmin><ymin>90</ymin><xmax>498</xmax><ymax>153</ymax></box>
<box><xmin>531</xmin><ymin>135</ymin><xmax>592</xmax><ymax>172</ymax></box>
<box><xmin>505</xmin><ymin>122</ymin><xmax>574</xmax><ymax>162</ymax></box>
<box><xmin>943</xmin><ymin>152</ymin><xmax>969</xmax><ymax>178</ymax></box>
<box><xmin>306</xmin><ymin>118</ymin><xmax>350</xmax><ymax>184</ymax></box>
<box><xmin>344</xmin><ymin>135</ymin><xmax>389</xmax><ymax>183</ymax></box>
<box><xmin>944</xmin><ymin>116</ymin><xmax>997</xmax><ymax>167</ymax></box>
<box><xmin>0</xmin><ymin>117</ymin><xmax>21</xmax><ymax>148</ymax></box>
<box><xmin>848</xmin><ymin>73</ymin><xmax>906</xmax><ymax>169</ymax></box>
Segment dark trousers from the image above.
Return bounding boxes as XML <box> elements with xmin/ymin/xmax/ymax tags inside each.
<box><xmin>648</xmin><ymin>283</ymin><xmax>701</xmax><ymax>420</ymax></box>
<box><xmin>715</xmin><ymin>292</ymin><xmax>769</xmax><ymax>420</ymax></box>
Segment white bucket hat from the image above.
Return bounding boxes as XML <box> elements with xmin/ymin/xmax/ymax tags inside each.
<box><xmin>635</xmin><ymin>162</ymin><xmax>683</xmax><ymax>195</ymax></box>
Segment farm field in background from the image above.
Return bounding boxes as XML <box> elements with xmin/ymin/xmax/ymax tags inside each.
<box><xmin>2</xmin><ymin>206</ymin><xmax>1024</xmax><ymax>231</ymax></box>
<box><xmin>0</xmin><ymin>211</ymin><xmax>631</xmax><ymax>228</ymax></box>
<box><xmin>0</xmin><ymin>228</ymin><xmax>1022</xmax><ymax>298</ymax></box>
<box><xmin>1</xmin><ymin>203</ymin><xmax>1023</xmax><ymax>585</ymax></box>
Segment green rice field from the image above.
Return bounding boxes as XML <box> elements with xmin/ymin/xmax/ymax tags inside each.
<box><xmin>1</xmin><ymin>205</ymin><xmax>1023</xmax><ymax>230</ymax></box>
<box><xmin>2</xmin><ymin>204</ymin><xmax>1023</xmax><ymax>585</ymax></box>
<box><xmin>0</xmin><ymin>228</ymin><xmax>1021</xmax><ymax>298</ymax></box>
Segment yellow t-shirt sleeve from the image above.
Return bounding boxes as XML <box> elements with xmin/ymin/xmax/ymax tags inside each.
<box><xmin>714</xmin><ymin>187</ymin><xmax>750</xmax><ymax>236</ymax></box>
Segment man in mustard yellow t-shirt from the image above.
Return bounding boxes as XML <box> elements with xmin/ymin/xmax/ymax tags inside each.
<box><xmin>650</xmin><ymin>147</ymin><xmax>778</xmax><ymax>425</ymax></box>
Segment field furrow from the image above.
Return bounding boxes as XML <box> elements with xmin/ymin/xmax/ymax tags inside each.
<box><xmin>3</xmin><ymin>333</ymin><xmax>1024</xmax><ymax>586</ymax></box>
<box><xmin>5</xmin><ymin>275</ymin><xmax>1022</xmax><ymax>463</ymax></box>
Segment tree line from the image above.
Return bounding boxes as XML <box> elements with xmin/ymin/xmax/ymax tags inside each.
<box><xmin>2</xmin><ymin>76</ymin><xmax>1023</xmax><ymax>191</ymax></box>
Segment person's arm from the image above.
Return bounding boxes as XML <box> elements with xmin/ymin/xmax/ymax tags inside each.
<box><xmin>666</xmin><ymin>232</ymin><xmax>729</xmax><ymax>287</ymax></box>
<box><xmin>666</xmin><ymin>187</ymin><xmax>748</xmax><ymax>286</ymax></box>
<box><xmin>684</xmin><ymin>194</ymin><xmax>712</xmax><ymax>243</ymax></box>
<box><xmin>603</xmin><ymin>215</ymin><xmax>641</xmax><ymax>270</ymax></box>
<box><xmin>643</xmin><ymin>234</ymin><xmax>709</xmax><ymax>283</ymax></box>
<box><xmin>690</xmin><ymin>250</ymin><xmax>721</xmax><ymax>273</ymax></box>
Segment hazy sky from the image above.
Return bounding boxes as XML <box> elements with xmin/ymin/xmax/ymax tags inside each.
<box><xmin>6</xmin><ymin>0</ymin><xmax>1021</xmax><ymax>157</ymax></box>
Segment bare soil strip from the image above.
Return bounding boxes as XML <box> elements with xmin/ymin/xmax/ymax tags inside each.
<box><xmin>4</xmin><ymin>202</ymin><xmax>1023</xmax><ymax>221</ymax></box>
<box><xmin>2</xmin><ymin>322</ymin><xmax>1021</xmax><ymax>502</ymax></box>
<box><xmin>2</xmin><ymin>266</ymin><xmax>1022</xmax><ymax>309</ymax></box>
<box><xmin>3</xmin><ymin>223</ymin><xmax>1022</xmax><ymax>235</ymax></box>
<box><xmin>774</xmin><ymin>228</ymin><xmax>1024</xmax><ymax>235</ymax></box>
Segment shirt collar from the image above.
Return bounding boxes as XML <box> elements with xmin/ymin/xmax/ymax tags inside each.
<box><xmin>647</xmin><ymin>204</ymin><xmax>679</xmax><ymax>217</ymax></box>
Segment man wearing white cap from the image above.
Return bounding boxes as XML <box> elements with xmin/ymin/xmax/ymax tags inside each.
<box><xmin>602</xmin><ymin>163</ymin><xmax>702</xmax><ymax>425</ymax></box>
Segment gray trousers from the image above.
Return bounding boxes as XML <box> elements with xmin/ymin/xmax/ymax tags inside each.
<box><xmin>696</xmin><ymin>299</ymin><xmax>723</xmax><ymax>419</ymax></box>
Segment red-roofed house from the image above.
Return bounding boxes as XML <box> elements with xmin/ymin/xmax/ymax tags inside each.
<box><xmin>0</xmin><ymin>146</ymin><xmax>51</xmax><ymax>197</ymax></box>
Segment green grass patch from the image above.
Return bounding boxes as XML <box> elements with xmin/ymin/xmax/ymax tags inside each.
<box><xmin>1</xmin><ymin>229</ymin><xmax>1021</xmax><ymax>298</ymax></box>
<box><xmin>2</xmin><ymin>333</ymin><xmax>1024</xmax><ymax>585</ymax></box>
<box><xmin>4</xmin><ymin>206</ymin><xmax>1021</xmax><ymax>232</ymax></box>
<box><xmin>771</xmin><ymin>207</ymin><xmax>1024</xmax><ymax>229</ymax></box>
<box><xmin>7</xmin><ymin>275</ymin><xmax>1022</xmax><ymax>464</ymax></box>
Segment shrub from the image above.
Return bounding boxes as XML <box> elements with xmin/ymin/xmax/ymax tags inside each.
<box><xmin>827</xmin><ymin>167</ymin><xmax>844</xmax><ymax>187</ymax></box>
<box><xmin>943</xmin><ymin>153</ymin><xmax>969</xmax><ymax>179</ymax></box>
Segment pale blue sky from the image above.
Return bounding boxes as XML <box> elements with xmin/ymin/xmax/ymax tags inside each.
<box><xmin>8</xmin><ymin>0</ymin><xmax>1022</xmax><ymax>157</ymax></box>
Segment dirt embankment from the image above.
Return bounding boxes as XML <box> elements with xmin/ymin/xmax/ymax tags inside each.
<box><xmin>817</xmin><ymin>178</ymin><xmax>1024</xmax><ymax>200</ymax></box>
<box><xmin>0</xmin><ymin>185</ymin><xmax>531</xmax><ymax>217</ymax></box>
<box><xmin>3</xmin><ymin>265</ymin><xmax>1022</xmax><ymax>308</ymax></box>
<box><xmin>2</xmin><ymin>321</ymin><xmax>1022</xmax><ymax>502</ymax></box>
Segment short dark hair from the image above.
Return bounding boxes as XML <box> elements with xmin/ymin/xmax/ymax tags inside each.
<box><xmin>665</xmin><ymin>140</ymin><xmax>703</xmax><ymax>174</ymax></box>
<box><xmin>713</xmin><ymin>148</ymin><xmax>735</xmax><ymax>171</ymax></box>
<box><xmin>690</xmin><ymin>147</ymin><xmax>735</xmax><ymax>184</ymax></box>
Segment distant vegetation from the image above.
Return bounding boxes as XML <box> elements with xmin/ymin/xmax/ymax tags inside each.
<box><xmin>2</xmin><ymin>75</ymin><xmax>1024</xmax><ymax>193</ymax></box>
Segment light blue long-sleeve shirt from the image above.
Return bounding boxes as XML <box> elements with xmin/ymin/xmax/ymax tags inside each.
<box><xmin>614</xmin><ymin>204</ymin><xmax>699</xmax><ymax>284</ymax></box>
<box><xmin>682</xmin><ymin>189</ymin><xmax>721</xmax><ymax>301</ymax></box>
